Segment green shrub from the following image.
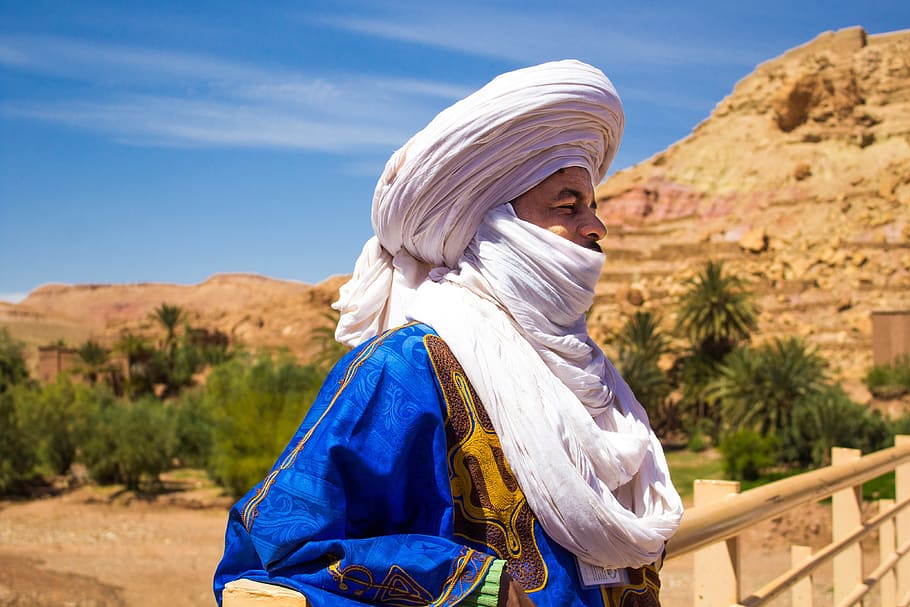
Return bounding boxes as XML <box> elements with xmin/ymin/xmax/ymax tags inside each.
<box><xmin>671</xmin><ymin>349</ymin><xmax>723</xmax><ymax>438</ymax></box>
<box><xmin>0</xmin><ymin>328</ymin><xmax>29</xmax><ymax>390</ymax></box>
<box><xmin>687</xmin><ymin>430</ymin><xmax>709</xmax><ymax>453</ymax></box>
<box><xmin>789</xmin><ymin>385</ymin><xmax>891</xmax><ymax>466</ymax></box>
<box><xmin>0</xmin><ymin>322</ymin><xmax>35</xmax><ymax>492</ymax></box>
<box><xmin>686</xmin><ymin>418</ymin><xmax>713</xmax><ymax>453</ymax></box>
<box><xmin>713</xmin><ymin>337</ymin><xmax>827</xmax><ymax>441</ymax></box>
<box><xmin>865</xmin><ymin>355</ymin><xmax>910</xmax><ymax>399</ymax></box>
<box><xmin>205</xmin><ymin>354</ymin><xmax>324</xmax><ymax>496</ymax></box>
<box><xmin>719</xmin><ymin>429</ymin><xmax>778</xmax><ymax>481</ymax></box>
<box><xmin>81</xmin><ymin>396</ymin><xmax>176</xmax><ymax>489</ymax></box>
<box><xmin>173</xmin><ymin>389</ymin><xmax>214</xmax><ymax>468</ymax></box>
<box><xmin>0</xmin><ymin>388</ymin><xmax>38</xmax><ymax>493</ymax></box>
<box><xmin>15</xmin><ymin>377</ymin><xmax>109</xmax><ymax>476</ymax></box>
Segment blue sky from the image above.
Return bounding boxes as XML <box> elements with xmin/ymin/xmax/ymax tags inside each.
<box><xmin>1</xmin><ymin>1</ymin><xmax>908</xmax><ymax>303</ymax></box>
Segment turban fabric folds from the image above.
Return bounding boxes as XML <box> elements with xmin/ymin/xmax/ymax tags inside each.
<box><xmin>335</xmin><ymin>60</ymin><xmax>624</xmax><ymax>346</ymax></box>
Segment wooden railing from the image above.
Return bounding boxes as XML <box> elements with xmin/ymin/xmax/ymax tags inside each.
<box><xmin>223</xmin><ymin>436</ymin><xmax>910</xmax><ymax>607</ymax></box>
<box><xmin>667</xmin><ymin>436</ymin><xmax>910</xmax><ymax>607</ymax></box>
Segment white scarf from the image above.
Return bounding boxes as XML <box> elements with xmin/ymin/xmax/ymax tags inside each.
<box><xmin>407</xmin><ymin>205</ymin><xmax>682</xmax><ymax>569</ymax></box>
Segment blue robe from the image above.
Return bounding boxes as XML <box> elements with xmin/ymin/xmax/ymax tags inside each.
<box><xmin>214</xmin><ymin>322</ymin><xmax>660</xmax><ymax>606</ymax></box>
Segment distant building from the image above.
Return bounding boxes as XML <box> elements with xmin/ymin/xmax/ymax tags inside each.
<box><xmin>37</xmin><ymin>344</ymin><xmax>79</xmax><ymax>383</ymax></box>
<box><xmin>871</xmin><ymin>310</ymin><xmax>910</xmax><ymax>365</ymax></box>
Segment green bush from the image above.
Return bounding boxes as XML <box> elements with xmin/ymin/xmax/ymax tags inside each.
<box><xmin>789</xmin><ymin>385</ymin><xmax>891</xmax><ymax>466</ymax></box>
<box><xmin>671</xmin><ymin>349</ymin><xmax>723</xmax><ymax>438</ymax></box>
<box><xmin>0</xmin><ymin>388</ymin><xmax>38</xmax><ymax>493</ymax></box>
<box><xmin>205</xmin><ymin>354</ymin><xmax>324</xmax><ymax>496</ymax></box>
<box><xmin>173</xmin><ymin>389</ymin><xmax>214</xmax><ymax>468</ymax></box>
<box><xmin>15</xmin><ymin>376</ymin><xmax>109</xmax><ymax>476</ymax></box>
<box><xmin>713</xmin><ymin>337</ymin><xmax>827</xmax><ymax>441</ymax></box>
<box><xmin>865</xmin><ymin>355</ymin><xmax>910</xmax><ymax>399</ymax></box>
<box><xmin>0</xmin><ymin>330</ymin><xmax>35</xmax><ymax>493</ymax></box>
<box><xmin>81</xmin><ymin>396</ymin><xmax>176</xmax><ymax>489</ymax></box>
<box><xmin>719</xmin><ymin>429</ymin><xmax>778</xmax><ymax>481</ymax></box>
<box><xmin>686</xmin><ymin>418</ymin><xmax>714</xmax><ymax>453</ymax></box>
<box><xmin>0</xmin><ymin>328</ymin><xmax>29</xmax><ymax>391</ymax></box>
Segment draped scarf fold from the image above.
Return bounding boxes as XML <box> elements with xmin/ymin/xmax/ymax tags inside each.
<box><xmin>407</xmin><ymin>205</ymin><xmax>683</xmax><ymax>569</ymax></box>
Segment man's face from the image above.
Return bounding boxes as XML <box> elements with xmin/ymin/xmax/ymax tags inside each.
<box><xmin>510</xmin><ymin>167</ymin><xmax>606</xmax><ymax>252</ymax></box>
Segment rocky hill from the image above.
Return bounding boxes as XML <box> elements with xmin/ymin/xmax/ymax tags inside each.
<box><xmin>2</xmin><ymin>26</ymin><xmax>909</xmax><ymax>403</ymax></box>
<box><xmin>1</xmin><ymin>273</ymin><xmax>348</xmax><ymax>372</ymax></box>
<box><xmin>591</xmin><ymin>26</ymin><xmax>910</xmax><ymax>402</ymax></box>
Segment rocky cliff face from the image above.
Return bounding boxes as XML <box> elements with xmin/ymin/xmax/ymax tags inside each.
<box><xmin>592</xmin><ymin>27</ymin><xmax>910</xmax><ymax>400</ymax></box>
<box><xmin>3</xmin><ymin>27</ymin><xmax>909</xmax><ymax>402</ymax></box>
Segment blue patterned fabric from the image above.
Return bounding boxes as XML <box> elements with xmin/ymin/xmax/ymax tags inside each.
<box><xmin>214</xmin><ymin>323</ymin><xmax>651</xmax><ymax>606</ymax></box>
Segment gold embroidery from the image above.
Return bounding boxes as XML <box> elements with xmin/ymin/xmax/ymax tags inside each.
<box><xmin>425</xmin><ymin>335</ymin><xmax>547</xmax><ymax>592</ymax></box>
<box><xmin>328</xmin><ymin>562</ymin><xmax>435</xmax><ymax>606</ymax></box>
<box><xmin>600</xmin><ymin>565</ymin><xmax>661</xmax><ymax>607</ymax></box>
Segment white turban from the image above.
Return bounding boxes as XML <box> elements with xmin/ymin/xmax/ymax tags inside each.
<box><xmin>332</xmin><ymin>60</ymin><xmax>683</xmax><ymax>570</ymax></box>
<box><xmin>334</xmin><ymin>59</ymin><xmax>624</xmax><ymax>346</ymax></box>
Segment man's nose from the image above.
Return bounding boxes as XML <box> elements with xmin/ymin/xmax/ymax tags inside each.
<box><xmin>582</xmin><ymin>206</ymin><xmax>607</xmax><ymax>242</ymax></box>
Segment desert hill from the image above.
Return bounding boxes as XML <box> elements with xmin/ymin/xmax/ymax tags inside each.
<box><xmin>590</xmin><ymin>26</ymin><xmax>910</xmax><ymax>401</ymax></box>
<box><xmin>2</xmin><ymin>27</ymin><xmax>909</xmax><ymax>402</ymax></box>
<box><xmin>1</xmin><ymin>273</ymin><xmax>348</xmax><ymax>372</ymax></box>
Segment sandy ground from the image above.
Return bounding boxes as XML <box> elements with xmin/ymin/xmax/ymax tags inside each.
<box><xmin>0</xmin><ymin>483</ymin><xmax>232</xmax><ymax>607</ymax></box>
<box><xmin>0</xmin><ymin>483</ymin><xmax>882</xmax><ymax>607</ymax></box>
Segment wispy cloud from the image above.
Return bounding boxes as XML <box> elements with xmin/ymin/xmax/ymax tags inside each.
<box><xmin>0</xmin><ymin>35</ymin><xmax>261</xmax><ymax>84</ymax></box>
<box><xmin>309</xmin><ymin>3</ymin><xmax>765</xmax><ymax>68</ymax></box>
<box><xmin>3</xmin><ymin>95</ymin><xmax>410</xmax><ymax>150</ymax></box>
<box><xmin>0</xmin><ymin>34</ymin><xmax>467</xmax><ymax>152</ymax></box>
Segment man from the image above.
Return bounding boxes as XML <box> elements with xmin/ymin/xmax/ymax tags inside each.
<box><xmin>214</xmin><ymin>59</ymin><xmax>683</xmax><ymax>607</ymax></box>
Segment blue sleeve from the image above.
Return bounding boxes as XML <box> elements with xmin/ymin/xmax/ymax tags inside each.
<box><xmin>214</xmin><ymin>325</ymin><xmax>496</xmax><ymax>607</ymax></box>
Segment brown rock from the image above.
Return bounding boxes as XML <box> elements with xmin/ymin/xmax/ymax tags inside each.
<box><xmin>880</xmin><ymin>172</ymin><xmax>901</xmax><ymax>199</ymax></box>
<box><xmin>794</xmin><ymin>163</ymin><xmax>812</xmax><ymax>180</ymax></box>
<box><xmin>739</xmin><ymin>227</ymin><xmax>769</xmax><ymax>253</ymax></box>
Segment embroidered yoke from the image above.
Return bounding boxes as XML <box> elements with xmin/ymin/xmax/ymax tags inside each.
<box><xmin>214</xmin><ymin>323</ymin><xmax>660</xmax><ymax>607</ymax></box>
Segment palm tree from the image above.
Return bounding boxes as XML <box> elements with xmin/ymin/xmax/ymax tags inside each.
<box><xmin>76</xmin><ymin>339</ymin><xmax>111</xmax><ymax>385</ymax></box>
<box><xmin>711</xmin><ymin>337</ymin><xmax>828</xmax><ymax>438</ymax></box>
<box><xmin>114</xmin><ymin>331</ymin><xmax>156</xmax><ymax>398</ymax></box>
<box><xmin>617</xmin><ymin>311</ymin><xmax>668</xmax><ymax>366</ymax></box>
<box><xmin>150</xmin><ymin>303</ymin><xmax>185</xmax><ymax>350</ymax></box>
<box><xmin>615</xmin><ymin>312</ymin><xmax>674</xmax><ymax>434</ymax></box>
<box><xmin>149</xmin><ymin>303</ymin><xmax>188</xmax><ymax>395</ymax></box>
<box><xmin>672</xmin><ymin>260</ymin><xmax>760</xmax><ymax>436</ymax></box>
<box><xmin>675</xmin><ymin>260</ymin><xmax>759</xmax><ymax>360</ymax></box>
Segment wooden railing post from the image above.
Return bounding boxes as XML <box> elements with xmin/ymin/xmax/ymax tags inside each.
<box><xmin>790</xmin><ymin>545</ymin><xmax>813</xmax><ymax>607</ymax></box>
<box><xmin>833</xmin><ymin>447</ymin><xmax>863</xmax><ymax>606</ymax></box>
<box><xmin>881</xmin><ymin>498</ymin><xmax>897</xmax><ymax>607</ymax></box>
<box><xmin>897</xmin><ymin>435</ymin><xmax>910</xmax><ymax>602</ymax></box>
<box><xmin>223</xmin><ymin>579</ymin><xmax>308</xmax><ymax>606</ymax></box>
<box><xmin>693</xmin><ymin>479</ymin><xmax>741</xmax><ymax>607</ymax></box>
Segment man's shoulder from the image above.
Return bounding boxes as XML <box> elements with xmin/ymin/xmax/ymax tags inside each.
<box><xmin>329</xmin><ymin>322</ymin><xmax>441</xmax><ymax>382</ymax></box>
<box><xmin>357</xmin><ymin>321</ymin><xmax>438</xmax><ymax>357</ymax></box>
